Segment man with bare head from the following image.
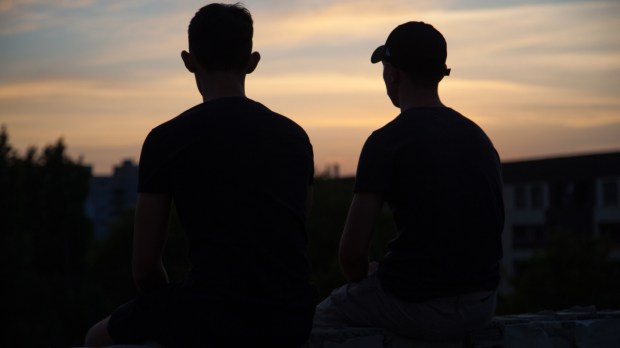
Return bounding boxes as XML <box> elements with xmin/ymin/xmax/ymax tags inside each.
<box><xmin>86</xmin><ymin>4</ymin><xmax>316</xmax><ymax>346</ymax></box>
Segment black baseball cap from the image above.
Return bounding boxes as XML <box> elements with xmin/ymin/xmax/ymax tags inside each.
<box><xmin>371</xmin><ymin>21</ymin><xmax>451</xmax><ymax>77</ymax></box>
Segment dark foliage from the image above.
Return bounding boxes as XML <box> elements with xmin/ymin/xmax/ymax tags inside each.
<box><xmin>88</xmin><ymin>203</ymin><xmax>190</xmax><ymax>316</ymax></box>
<box><xmin>0</xmin><ymin>126</ymin><xmax>95</xmax><ymax>347</ymax></box>
<box><xmin>307</xmin><ymin>177</ymin><xmax>397</xmax><ymax>300</ymax></box>
<box><xmin>498</xmin><ymin>232</ymin><xmax>620</xmax><ymax>314</ymax></box>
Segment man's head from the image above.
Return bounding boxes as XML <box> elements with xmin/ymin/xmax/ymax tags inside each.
<box><xmin>186</xmin><ymin>3</ymin><xmax>254</xmax><ymax>72</ymax></box>
<box><xmin>371</xmin><ymin>21</ymin><xmax>450</xmax><ymax>88</ymax></box>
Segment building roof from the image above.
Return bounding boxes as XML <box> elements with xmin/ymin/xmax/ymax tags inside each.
<box><xmin>502</xmin><ymin>151</ymin><xmax>620</xmax><ymax>183</ymax></box>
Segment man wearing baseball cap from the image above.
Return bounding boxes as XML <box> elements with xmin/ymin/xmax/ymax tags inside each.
<box><xmin>314</xmin><ymin>22</ymin><xmax>504</xmax><ymax>339</ymax></box>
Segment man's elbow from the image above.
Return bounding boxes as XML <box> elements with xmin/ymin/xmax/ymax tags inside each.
<box><xmin>339</xmin><ymin>252</ymin><xmax>368</xmax><ymax>283</ymax></box>
<box><xmin>132</xmin><ymin>266</ymin><xmax>152</xmax><ymax>291</ymax></box>
<box><xmin>132</xmin><ymin>261</ymin><xmax>167</xmax><ymax>292</ymax></box>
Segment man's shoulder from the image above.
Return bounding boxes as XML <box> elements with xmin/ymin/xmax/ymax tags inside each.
<box><xmin>149</xmin><ymin>98</ymin><xmax>255</xmax><ymax>135</ymax></box>
<box><xmin>398</xmin><ymin>106</ymin><xmax>463</xmax><ymax>121</ymax></box>
<box><xmin>366</xmin><ymin>107</ymin><xmax>476</xmax><ymax>148</ymax></box>
<box><xmin>244</xmin><ymin>99</ymin><xmax>311</xmax><ymax>140</ymax></box>
<box><xmin>387</xmin><ymin>107</ymin><xmax>479</xmax><ymax>132</ymax></box>
<box><xmin>368</xmin><ymin>111</ymin><xmax>412</xmax><ymax>142</ymax></box>
<box><xmin>152</xmin><ymin>103</ymin><xmax>204</xmax><ymax>131</ymax></box>
<box><xmin>145</xmin><ymin>98</ymin><xmax>309</xmax><ymax>145</ymax></box>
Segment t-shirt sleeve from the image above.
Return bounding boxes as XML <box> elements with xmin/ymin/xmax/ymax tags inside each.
<box><xmin>353</xmin><ymin>131</ymin><xmax>394</xmax><ymax>194</ymax></box>
<box><xmin>137</xmin><ymin>129</ymin><xmax>173</xmax><ymax>194</ymax></box>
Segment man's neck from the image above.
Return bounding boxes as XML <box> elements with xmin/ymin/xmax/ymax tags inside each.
<box><xmin>398</xmin><ymin>82</ymin><xmax>445</xmax><ymax>112</ymax></box>
<box><xmin>195</xmin><ymin>70</ymin><xmax>247</xmax><ymax>103</ymax></box>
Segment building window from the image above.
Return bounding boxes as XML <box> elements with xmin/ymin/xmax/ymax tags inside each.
<box><xmin>513</xmin><ymin>260</ymin><xmax>532</xmax><ymax>277</ymax></box>
<box><xmin>512</xmin><ymin>183</ymin><xmax>546</xmax><ymax>210</ymax></box>
<box><xmin>515</xmin><ymin>186</ymin><xmax>527</xmax><ymax>210</ymax></box>
<box><xmin>599</xmin><ymin>223</ymin><xmax>620</xmax><ymax>249</ymax></box>
<box><xmin>530</xmin><ymin>185</ymin><xmax>544</xmax><ymax>209</ymax></box>
<box><xmin>513</xmin><ymin>225</ymin><xmax>546</xmax><ymax>249</ymax></box>
<box><xmin>602</xmin><ymin>179</ymin><xmax>619</xmax><ymax>207</ymax></box>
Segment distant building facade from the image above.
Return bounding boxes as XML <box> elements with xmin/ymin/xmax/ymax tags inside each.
<box><xmin>85</xmin><ymin>159</ymin><xmax>138</xmax><ymax>240</ymax></box>
<box><xmin>500</xmin><ymin>151</ymin><xmax>620</xmax><ymax>293</ymax></box>
<box><xmin>83</xmin><ymin>152</ymin><xmax>620</xmax><ymax>280</ymax></box>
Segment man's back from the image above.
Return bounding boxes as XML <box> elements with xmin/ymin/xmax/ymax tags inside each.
<box><xmin>355</xmin><ymin>107</ymin><xmax>504</xmax><ymax>302</ymax></box>
<box><xmin>133</xmin><ymin>97</ymin><xmax>316</xmax><ymax>345</ymax></box>
<box><xmin>139</xmin><ymin>96</ymin><xmax>315</xmax><ymax>306</ymax></box>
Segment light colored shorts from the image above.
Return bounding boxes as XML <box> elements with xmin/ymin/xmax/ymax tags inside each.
<box><xmin>313</xmin><ymin>271</ymin><xmax>496</xmax><ymax>339</ymax></box>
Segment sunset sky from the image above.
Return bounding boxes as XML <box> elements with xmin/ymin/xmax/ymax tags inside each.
<box><xmin>1</xmin><ymin>0</ymin><xmax>619</xmax><ymax>176</ymax></box>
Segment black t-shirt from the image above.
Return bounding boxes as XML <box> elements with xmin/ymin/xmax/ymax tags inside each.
<box><xmin>138</xmin><ymin>97</ymin><xmax>316</xmax><ymax>310</ymax></box>
<box><xmin>355</xmin><ymin>107</ymin><xmax>504</xmax><ymax>302</ymax></box>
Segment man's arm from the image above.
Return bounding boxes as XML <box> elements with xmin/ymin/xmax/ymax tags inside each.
<box><xmin>339</xmin><ymin>192</ymin><xmax>384</xmax><ymax>282</ymax></box>
<box><xmin>132</xmin><ymin>192</ymin><xmax>172</xmax><ymax>293</ymax></box>
<box><xmin>306</xmin><ymin>186</ymin><xmax>314</xmax><ymax>220</ymax></box>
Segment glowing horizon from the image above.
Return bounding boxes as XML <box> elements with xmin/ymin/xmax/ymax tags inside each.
<box><xmin>1</xmin><ymin>0</ymin><xmax>619</xmax><ymax>176</ymax></box>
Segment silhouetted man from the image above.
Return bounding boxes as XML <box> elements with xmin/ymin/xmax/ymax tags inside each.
<box><xmin>85</xmin><ymin>4</ymin><xmax>316</xmax><ymax>347</ymax></box>
<box><xmin>314</xmin><ymin>21</ymin><xmax>504</xmax><ymax>339</ymax></box>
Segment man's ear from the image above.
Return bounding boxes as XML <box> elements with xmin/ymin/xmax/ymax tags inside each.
<box><xmin>181</xmin><ymin>50</ymin><xmax>195</xmax><ymax>73</ymax></box>
<box><xmin>383</xmin><ymin>62</ymin><xmax>400</xmax><ymax>84</ymax></box>
<box><xmin>383</xmin><ymin>62</ymin><xmax>401</xmax><ymax>108</ymax></box>
<box><xmin>246</xmin><ymin>51</ymin><xmax>261</xmax><ymax>74</ymax></box>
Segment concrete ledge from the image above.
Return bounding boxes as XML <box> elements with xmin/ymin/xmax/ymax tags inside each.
<box><xmin>309</xmin><ymin>327</ymin><xmax>464</xmax><ymax>348</ymax></box>
<box><xmin>75</xmin><ymin>343</ymin><xmax>162</xmax><ymax>348</ymax></box>
<box><xmin>76</xmin><ymin>307</ymin><xmax>620</xmax><ymax>347</ymax></box>
<box><xmin>308</xmin><ymin>307</ymin><xmax>620</xmax><ymax>348</ymax></box>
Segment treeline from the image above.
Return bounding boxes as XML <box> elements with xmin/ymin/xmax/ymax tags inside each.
<box><xmin>1</xmin><ymin>126</ymin><xmax>95</xmax><ymax>347</ymax></box>
<box><xmin>1</xmin><ymin>126</ymin><xmax>619</xmax><ymax>347</ymax></box>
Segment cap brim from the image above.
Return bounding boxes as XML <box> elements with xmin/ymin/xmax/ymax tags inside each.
<box><xmin>370</xmin><ymin>45</ymin><xmax>385</xmax><ymax>64</ymax></box>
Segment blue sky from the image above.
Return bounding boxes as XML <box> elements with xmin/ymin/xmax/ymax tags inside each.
<box><xmin>1</xmin><ymin>0</ymin><xmax>619</xmax><ymax>175</ymax></box>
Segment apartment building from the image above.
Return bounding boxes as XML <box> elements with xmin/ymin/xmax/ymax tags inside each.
<box><xmin>500</xmin><ymin>151</ymin><xmax>620</xmax><ymax>292</ymax></box>
<box><xmin>85</xmin><ymin>159</ymin><xmax>138</xmax><ymax>240</ymax></box>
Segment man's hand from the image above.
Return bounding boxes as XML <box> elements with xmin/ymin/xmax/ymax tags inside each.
<box><xmin>368</xmin><ymin>261</ymin><xmax>379</xmax><ymax>275</ymax></box>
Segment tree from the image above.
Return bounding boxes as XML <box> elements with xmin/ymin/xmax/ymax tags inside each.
<box><xmin>88</xmin><ymin>204</ymin><xmax>190</xmax><ymax>315</ymax></box>
<box><xmin>0</xmin><ymin>126</ymin><xmax>95</xmax><ymax>347</ymax></box>
<box><xmin>307</xmin><ymin>178</ymin><xmax>396</xmax><ymax>300</ymax></box>
<box><xmin>499</xmin><ymin>232</ymin><xmax>620</xmax><ymax>314</ymax></box>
